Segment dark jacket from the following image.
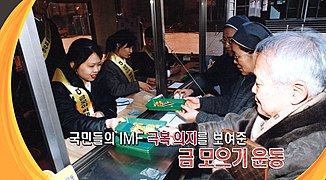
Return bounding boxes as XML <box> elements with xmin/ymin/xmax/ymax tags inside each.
<box><xmin>199</xmin><ymin>97</ymin><xmax>326</xmax><ymax>179</ymax></box>
<box><xmin>131</xmin><ymin>48</ymin><xmax>177</xmax><ymax>80</ymax></box>
<box><xmin>100</xmin><ymin>59</ymin><xmax>140</xmax><ymax>98</ymax></box>
<box><xmin>51</xmin><ymin>67</ymin><xmax>117</xmax><ymax>138</ymax></box>
<box><xmin>35</xmin><ymin>17</ymin><xmax>66</xmax><ymax>79</ymax></box>
<box><xmin>130</xmin><ymin>52</ymin><xmax>156</xmax><ymax>81</ymax></box>
<box><xmin>197</xmin><ymin>73</ymin><xmax>256</xmax><ymax>123</ymax></box>
<box><xmin>190</xmin><ymin>54</ymin><xmax>240</xmax><ymax>96</ymax></box>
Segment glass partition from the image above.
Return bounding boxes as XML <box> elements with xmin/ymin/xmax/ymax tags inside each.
<box><xmin>306</xmin><ymin>0</ymin><xmax>326</xmax><ymax>18</ymax></box>
<box><xmin>48</xmin><ymin>2</ymin><xmax>93</xmax><ymax>52</ymax></box>
<box><xmin>12</xmin><ymin>42</ymin><xmax>57</xmax><ymax>172</ymax></box>
<box><xmin>266</xmin><ymin>0</ymin><xmax>326</xmax><ymax>20</ymax></box>
<box><xmin>164</xmin><ymin>0</ymin><xmax>199</xmax><ymax>55</ymax></box>
<box><xmin>13</xmin><ymin>0</ymin><xmax>216</xmax><ymax>175</ymax></box>
<box><xmin>16</xmin><ymin>10</ymin><xmax>70</xmax><ymax>173</ymax></box>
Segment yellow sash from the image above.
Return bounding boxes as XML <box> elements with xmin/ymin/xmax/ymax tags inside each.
<box><xmin>41</xmin><ymin>18</ymin><xmax>51</xmax><ymax>59</ymax></box>
<box><xmin>142</xmin><ymin>46</ymin><xmax>154</xmax><ymax>61</ymax></box>
<box><xmin>108</xmin><ymin>53</ymin><xmax>136</xmax><ymax>82</ymax></box>
<box><xmin>52</xmin><ymin>68</ymin><xmax>94</xmax><ymax>116</ymax></box>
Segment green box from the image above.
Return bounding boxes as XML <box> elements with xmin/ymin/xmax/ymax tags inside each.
<box><xmin>145</xmin><ymin>98</ymin><xmax>186</xmax><ymax>111</ymax></box>
<box><xmin>114</xmin><ymin>118</ymin><xmax>167</xmax><ymax>160</ymax></box>
<box><xmin>115</xmin><ymin>137</ymin><xmax>155</xmax><ymax>160</ymax></box>
<box><xmin>115</xmin><ymin>118</ymin><xmax>166</xmax><ymax>138</ymax></box>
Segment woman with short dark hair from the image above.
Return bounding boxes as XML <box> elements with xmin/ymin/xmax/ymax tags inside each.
<box><xmin>101</xmin><ymin>30</ymin><xmax>152</xmax><ymax>98</ymax></box>
<box><xmin>51</xmin><ymin>38</ymin><xmax>124</xmax><ymax>138</ymax></box>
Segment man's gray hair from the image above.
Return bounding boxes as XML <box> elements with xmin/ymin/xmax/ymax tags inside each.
<box><xmin>255</xmin><ymin>31</ymin><xmax>326</xmax><ymax>96</ymax></box>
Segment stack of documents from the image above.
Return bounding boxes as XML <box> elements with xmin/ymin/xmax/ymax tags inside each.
<box><xmin>116</xmin><ymin>97</ymin><xmax>134</xmax><ymax>113</ymax></box>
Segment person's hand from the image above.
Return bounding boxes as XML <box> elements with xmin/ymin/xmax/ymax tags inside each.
<box><xmin>174</xmin><ymin>89</ymin><xmax>194</xmax><ymax>98</ymax></box>
<box><xmin>170</xmin><ymin>64</ymin><xmax>181</xmax><ymax>75</ymax></box>
<box><xmin>184</xmin><ymin>97</ymin><xmax>200</xmax><ymax>109</ymax></box>
<box><xmin>147</xmin><ymin>78</ymin><xmax>156</xmax><ymax>85</ymax></box>
<box><xmin>92</xmin><ymin>111</ymin><xmax>105</xmax><ymax>118</ymax></box>
<box><xmin>138</xmin><ymin>81</ymin><xmax>153</xmax><ymax>92</ymax></box>
<box><xmin>212</xmin><ymin>159</ymin><xmax>228</xmax><ymax>172</ymax></box>
<box><xmin>105</xmin><ymin>118</ymin><xmax>126</xmax><ymax>132</ymax></box>
<box><xmin>176</xmin><ymin>105</ymin><xmax>199</xmax><ymax>123</ymax></box>
<box><xmin>204</xmin><ymin>93</ymin><xmax>215</xmax><ymax>97</ymax></box>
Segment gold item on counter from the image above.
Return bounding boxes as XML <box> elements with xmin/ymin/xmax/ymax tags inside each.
<box><xmin>153</xmin><ymin>101</ymin><xmax>174</xmax><ymax>107</ymax></box>
<box><xmin>130</xmin><ymin>123</ymin><xmax>160</xmax><ymax>134</ymax></box>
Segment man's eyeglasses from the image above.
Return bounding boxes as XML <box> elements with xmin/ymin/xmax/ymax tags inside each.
<box><xmin>219</xmin><ymin>38</ymin><xmax>232</xmax><ymax>45</ymax></box>
<box><xmin>233</xmin><ymin>51</ymin><xmax>252</xmax><ymax>60</ymax></box>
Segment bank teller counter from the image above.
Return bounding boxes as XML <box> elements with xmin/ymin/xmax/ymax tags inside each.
<box><xmin>66</xmin><ymin>70</ymin><xmax>199</xmax><ymax>178</ymax></box>
<box><xmin>64</xmin><ymin>91</ymin><xmax>155</xmax><ymax>163</ymax></box>
<box><xmin>76</xmin><ymin>136</ymin><xmax>181</xmax><ymax>179</ymax></box>
<box><xmin>64</xmin><ymin>89</ymin><xmax>184</xmax><ymax>179</ymax></box>
<box><xmin>63</xmin><ymin>54</ymin><xmax>202</xmax><ymax>177</ymax></box>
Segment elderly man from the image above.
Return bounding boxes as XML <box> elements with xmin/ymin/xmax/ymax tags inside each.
<box><xmin>198</xmin><ymin>31</ymin><xmax>326</xmax><ymax>179</ymax></box>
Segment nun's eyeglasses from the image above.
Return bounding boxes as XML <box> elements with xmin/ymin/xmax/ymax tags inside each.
<box><xmin>219</xmin><ymin>38</ymin><xmax>232</xmax><ymax>45</ymax></box>
<box><xmin>233</xmin><ymin>51</ymin><xmax>252</xmax><ymax>60</ymax></box>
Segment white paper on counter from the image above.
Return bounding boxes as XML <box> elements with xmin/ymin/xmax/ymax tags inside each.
<box><xmin>168</xmin><ymin>82</ymin><xmax>184</xmax><ymax>89</ymax></box>
<box><xmin>160</xmin><ymin>112</ymin><xmax>185</xmax><ymax>127</ymax></box>
<box><xmin>116</xmin><ymin>97</ymin><xmax>134</xmax><ymax>113</ymax></box>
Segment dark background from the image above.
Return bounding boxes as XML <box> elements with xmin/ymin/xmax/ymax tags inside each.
<box><xmin>0</xmin><ymin>0</ymin><xmax>22</xmax><ymax>28</ymax></box>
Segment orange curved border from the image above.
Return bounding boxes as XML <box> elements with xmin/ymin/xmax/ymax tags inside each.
<box><xmin>0</xmin><ymin>0</ymin><xmax>47</xmax><ymax>179</ymax></box>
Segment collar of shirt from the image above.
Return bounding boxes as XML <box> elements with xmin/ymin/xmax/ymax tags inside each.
<box><xmin>84</xmin><ymin>81</ymin><xmax>91</xmax><ymax>92</ymax></box>
<box><xmin>250</xmin><ymin>115</ymin><xmax>267</xmax><ymax>141</ymax></box>
<box><xmin>34</xmin><ymin>16</ymin><xmax>43</xmax><ymax>22</ymax></box>
<box><xmin>250</xmin><ymin>89</ymin><xmax>326</xmax><ymax>141</ymax></box>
